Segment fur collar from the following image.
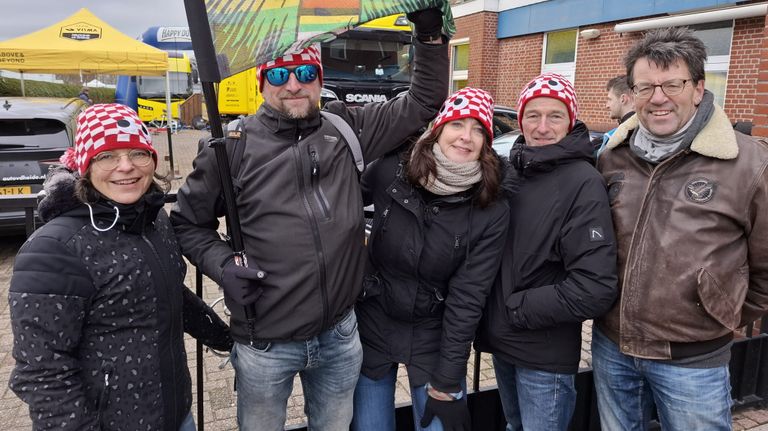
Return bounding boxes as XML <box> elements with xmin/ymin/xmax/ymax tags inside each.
<box><xmin>604</xmin><ymin>104</ymin><xmax>738</xmax><ymax>160</ymax></box>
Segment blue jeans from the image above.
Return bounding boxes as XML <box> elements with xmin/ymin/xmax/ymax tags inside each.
<box><xmin>492</xmin><ymin>355</ymin><xmax>576</xmax><ymax>431</ymax></box>
<box><xmin>178</xmin><ymin>411</ymin><xmax>195</xmax><ymax>431</ymax></box>
<box><xmin>591</xmin><ymin>328</ymin><xmax>732</xmax><ymax>431</ymax></box>
<box><xmin>351</xmin><ymin>366</ymin><xmax>467</xmax><ymax>431</ymax></box>
<box><xmin>230</xmin><ymin>310</ymin><xmax>363</xmax><ymax>431</ymax></box>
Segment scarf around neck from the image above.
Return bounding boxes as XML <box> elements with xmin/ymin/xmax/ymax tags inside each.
<box><xmin>419</xmin><ymin>143</ymin><xmax>482</xmax><ymax>195</ymax></box>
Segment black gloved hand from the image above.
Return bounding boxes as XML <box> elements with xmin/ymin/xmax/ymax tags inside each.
<box><xmin>407</xmin><ymin>6</ymin><xmax>443</xmax><ymax>42</ymax></box>
<box><xmin>220</xmin><ymin>261</ymin><xmax>268</xmax><ymax>306</ymax></box>
<box><xmin>420</xmin><ymin>395</ymin><xmax>471</xmax><ymax>431</ymax></box>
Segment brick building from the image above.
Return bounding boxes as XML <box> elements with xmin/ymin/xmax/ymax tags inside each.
<box><xmin>449</xmin><ymin>0</ymin><xmax>768</xmax><ymax>136</ymax></box>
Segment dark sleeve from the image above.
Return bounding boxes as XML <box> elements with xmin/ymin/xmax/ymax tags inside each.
<box><xmin>325</xmin><ymin>39</ymin><xmax>449</xmax><ymax>164</ymax></box>
<box><xmin>430</xmin><ymin>203</ymin><xmax>510</xmax><ymax>392</ymax></box>
<box><xmin>170</xmin><ymin>143</ymin><xmax>234</xmax><ymax>284</ymax></box>
<box><xmin>506</xmin><ymin>173</ymin><xmax>619</xmax><ymax>330</ymax></box>
<box><xmin>8</xmin><ymin>232</ymin><xmax>100</xmax><ymax>430</ymax></box>
<box><xmin>741</xmin><ymin>163</ymin><xmax>768</xmax><ymax>326</ymax></box>
<box><xmin>182</xmin><ymin>288</ymin><xmax>234</xmax><ymax>351</ymax></box>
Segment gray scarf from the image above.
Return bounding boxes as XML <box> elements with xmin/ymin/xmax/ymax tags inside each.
<box><xmin>419</xmin><ymin>144</ymin><xmax>482</xmax><ymax>195</ymax></box>
<box><xmin>630</xmin><ymin>90</ymin><xmax>715</xmax><ymax>163</ymax></box>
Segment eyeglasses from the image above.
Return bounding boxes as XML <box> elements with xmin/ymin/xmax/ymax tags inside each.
<box><xmin>631</xmin><ymin>79</ymin><xmax>690</xmax><ymax>99</ymax></box>
<box><xmin>264</xmin><ymin>64</ymin><xmax>319</xmax><ymax>87</ymax></box>
<box><xmin>91</xmin><ymin>149</ymin><xmax>153</xmax><ymax>171</ymax></box>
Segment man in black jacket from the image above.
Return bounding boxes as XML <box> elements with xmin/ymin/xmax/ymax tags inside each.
<box><xmin>475</xmin><ymin>72</ymin><xmax>618</xmax><ymax>431</ymax></box>
<box><xmin>170</xmin><ymin>7</ymin><xmax>449</xmax><ymax>431</ymax></box>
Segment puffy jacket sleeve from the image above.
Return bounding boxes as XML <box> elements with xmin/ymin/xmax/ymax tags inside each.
<box><xmin>8</xmin><ymin>231</ymin><xmax>99</xmax><ymax>430</ymax></box>
<box><xmin>505</xmin><ymin>172</ymin><xmax>619</xmax><ymax>330</ymax></box>
<box><xmin>430</xmin><ymin>203</ymin><xmax>510</xmax><ymax>392</ymax></box>
<box><xmin>170</xmin><ymin>141</ymin><xmax>234</xmax><ymax>284</ymax></box>
<box><xmin>182</xmin><ymin>288</ymin><xmax>234</xmax><ymax>352</ymax></box>
<box><xmin>324</xmin><ymin>39</ymin><xmax>449</xmax><ymax>163</ymax></box>
<box><xmin>740</xmin><ymin>163</ymin><xmax>768</xmax><ymax>326</ymax></box>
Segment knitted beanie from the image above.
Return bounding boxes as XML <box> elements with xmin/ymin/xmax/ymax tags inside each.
<box><xmin>257</xmin><ymin>44</ymin><xmax>323</xmax><ymax>92</ymax></box>
<box><xmin>517</xmin><ymin>72</ymin><xmax>578</xmax><ymax>131</ymax></box>
<box><xmin>432</xmin><ymin>87</ymin><xmax>495</xmax><ymax>139</ymax></box>
<box><xmin>71</xmin><ymin>103</ymin><xmax>156</xmax><ymax>175</ymax></box>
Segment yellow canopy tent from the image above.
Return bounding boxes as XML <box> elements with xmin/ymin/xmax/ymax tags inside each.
<box><xmin>0</xmin><ymin>8</ymin><xmax>168</xmax><ymax>79</ymax></box>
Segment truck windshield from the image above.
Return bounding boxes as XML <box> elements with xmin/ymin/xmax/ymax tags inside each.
<box><xmin>137</xmin><ymin>71</ymin><xmax>192</xmax><ymax>98</ymax></box>
<box><xmin>322</xmin><ymin>38</ymin><xmax>412</xmax><ymax>83</ymax></box>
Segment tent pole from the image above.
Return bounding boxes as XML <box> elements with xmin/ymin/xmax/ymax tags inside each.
<box><xmin>20</xmin><ymin>71</ymin><xmax>25</xmax><ymax>97</ymax></box>
<box><xmin>165</xmin><ymin>71</ymin><xmax>179</xmax><ymax>179</ymax></box>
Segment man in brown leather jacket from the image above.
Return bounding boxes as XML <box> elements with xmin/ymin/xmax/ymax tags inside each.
<box><xmin>594</xmin><ymin>27</ymin><xmax>768</xmax><ymax>430</ymax></box>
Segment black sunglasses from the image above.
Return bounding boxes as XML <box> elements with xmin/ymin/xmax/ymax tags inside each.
<box><xmin>265</xmin><ymin>64</ymin><xmax>319</xmax><ymax>86</ymax></box>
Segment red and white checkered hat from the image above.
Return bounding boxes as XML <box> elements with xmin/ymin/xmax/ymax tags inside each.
<box><xmin>432</xmin><ymin>87</ymin><xmax>495</xmax><ymax>139</ymax></box>
<box><xmin>257</xmin><ymin>44</ymin><xmax>322</xmax><ymax>92</ymax></box>
<box><xmin>73</xmin><ymin>103</ymin><xmax>156</xmax><ymax>175</ymax></box>
<box><xmin>517</xmin><ymin>73</ymin><xmax>579</xmax><ymax>131</ymax></box>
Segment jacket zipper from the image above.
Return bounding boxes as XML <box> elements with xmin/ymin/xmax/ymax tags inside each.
<box><xmin>308</xmin><ymin>145</ymin><xmax>331</xmax><ymax>220</ymax></box>
<box><xmin>618</xmin><ymin>150</ymin><xmax>689</xmax><ymax>349</ymax></box>
<box><xmin>97</xmin><ymin>360</ymin><xmax>114</xmax><ymax>426</ymax></box>
<box><xmin>293</xmin><ymin>134</ymin><xmax>330</xmax><ymax>330</ymax></box>
<box><xmin>142</xmin><ymin>231</ymin><xmax>179</xmax><ymax>426</ymax></box>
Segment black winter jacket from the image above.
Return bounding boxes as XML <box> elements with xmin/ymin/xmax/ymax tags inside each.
<box><xmin>8</xmin><ymin>169</ymin><xmax>232</xmax><ymax>431</ymax></box>
<box><xmin>170</xmin><ymin>40</ymin><xmax>449</xmax><ymax>343</ymax></box>
<box><xmin>475</xmin><ymin>122</ymin><xmax>619</xmax><ymax>374</ymax></box>
<box><xmin>358</xmin><ymin>152</ymin><xmax>509</xmax><ymax>392</ymax></box>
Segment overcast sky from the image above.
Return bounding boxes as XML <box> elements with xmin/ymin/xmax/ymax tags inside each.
<box><xmin>1</xmin><ymin>1</ymin><xmax>189</xmax><ymax>41</ymax></box>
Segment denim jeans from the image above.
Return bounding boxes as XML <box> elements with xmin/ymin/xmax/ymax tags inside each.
<box><xmin>351</xmin><ymin>366</ymin><xmax>467</xmax><ymax>431</ymax></box>
<box><xmin>230</xmin><ymin>310</ymin><xmax>363</xmax><ymax>431</ymax></box>
<box><xmin>591</xmin><ymin>328</ymin><xmax>732</xmax><ymax>431</ymax></box>
<box><xmin>178</xmin><ymin>411</ymin><xmax>195</xmax><ymax>431</ymax></box>
<box><xmin>492</xmin><ymin>355</ymin><xmax>576</xmax><ymax>431</ymax></box>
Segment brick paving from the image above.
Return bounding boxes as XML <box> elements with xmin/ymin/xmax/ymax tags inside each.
<box><xmin>0</xmin><ymin>128</ymin><xmax>765</xmax><ymax>429</ymax></box>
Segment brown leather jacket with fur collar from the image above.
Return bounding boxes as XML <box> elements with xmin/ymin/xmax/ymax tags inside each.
<box><xmin>596</xmin><ymin>105</ymin><xmax>768</xmax><ymax>360</ymax></box>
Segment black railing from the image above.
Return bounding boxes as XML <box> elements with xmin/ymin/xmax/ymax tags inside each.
<box><xmin>4</xmin><ymin>194</ymin><xmax>767</xmax><ymax>431</ymax></box>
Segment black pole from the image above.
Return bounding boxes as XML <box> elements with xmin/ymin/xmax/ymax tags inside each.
<box><xmin>195</xmin><ymin>268</ymin><xmax>205</xmax><ymax>431</ymax></box>
<box><xmin>183</xmin><ymin>0</ymin><xmax>257</xmax><ymax>320</ymax></box>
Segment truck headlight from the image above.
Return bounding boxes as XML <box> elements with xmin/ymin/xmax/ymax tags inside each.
<box><xmin>321</xmin><ymin>88</ymin><xmax>339</xmax><ymax>100</ymax></box>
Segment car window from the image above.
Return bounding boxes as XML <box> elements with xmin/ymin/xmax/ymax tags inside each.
<box><xmin>493</xmin><ymin>112</ymin><xmax>519</xmax><ymax>137</ymax></box>
<box><xmin>0</xmin><ymin>119</ymin><xmax>70</xmax><ymax>149</ymax></box>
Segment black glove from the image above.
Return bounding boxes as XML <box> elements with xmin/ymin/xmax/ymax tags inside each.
<box><xmin>420</xmin><ymin>395</ymin><xmax>471</xmax><ymax>431</ymax></box>
<box><xmin>407</xmin><ymin>6</ymin><xmax>443</xmax><ymax>42</ymax></box>
<box><xmin>220</xmin><ymin>261</ymin><xmax>267</xmax><ymax>306</ymax></box>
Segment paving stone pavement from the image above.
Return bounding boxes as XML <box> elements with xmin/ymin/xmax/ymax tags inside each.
<box><xmin>0</xmin><ymin>128</ymin><xmax>765</xmax><ymax>430</ymax></box>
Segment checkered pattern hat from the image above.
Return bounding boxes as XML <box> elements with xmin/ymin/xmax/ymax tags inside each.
<box><xmin>257</xmin><ymin>44</ymin><xmax>322</xmax><ymax>92</ymax></box>
<box><xmin>73</xmin><ymin>103</ymin><xmax>156</xmax><ymax>175</ymax></box>
<box><xmin>517</xmin><ymin>73</ymin><xmax>579</xmax><ymax>131</ymax></box>
<box><xmin>432</xmin><ymin>87</ymin><xmax>495</xmax><ymax>139</ymax></box>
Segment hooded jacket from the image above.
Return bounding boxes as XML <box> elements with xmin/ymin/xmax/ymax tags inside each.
<box><xmin>475</xmin><ymin>122</ymin><xmax>619</xmax><ymax>373</ymax></box>
<box><xmin>8</xmin><ymin>168</ymin><xmax>232</xmax><ymax>431</ymax></box>
<box><xmin>357</xmin><ymin>150</ymin><xmax>509</xmax><ymax>392</ymax></box>
<box><xmin>596</xmin><ymin>105</ymin><xmax>768</xmax><ymax>360</ymax></box>
<box><xmin>170</xmin><ymin>40</ymin><xmax>449</xmax><ymax>344</ymax></box>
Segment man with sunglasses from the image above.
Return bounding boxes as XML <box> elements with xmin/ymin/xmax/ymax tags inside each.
<box><xmin>593</xmin><ymin>27</ymin><xmax>768</xmax><ymax>430</ymax></box>
<box><xmin>171</xmin><ymin>6</ymin><xmax>449</xmax><ymax>431</ymax></box>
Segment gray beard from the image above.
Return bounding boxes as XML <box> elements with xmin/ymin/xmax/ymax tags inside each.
<box><xmin>285</xmin><ymin>103</ymin><xmax>320</xmax><ymax>120</ymax></box>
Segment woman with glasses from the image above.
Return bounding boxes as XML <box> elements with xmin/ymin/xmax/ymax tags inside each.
<box><xmin>351</xmin><ymin>88</ymin><xmax>510</xmax><ymax>431</ymax></box>
<box><xmin>8</xmin><ymin>104</ymin><xmax>232</xmax><ymax>431</ymax></box>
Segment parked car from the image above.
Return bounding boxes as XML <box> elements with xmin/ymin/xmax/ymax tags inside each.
<box><xmin>0</xmin><ymin>97</ymin><xmax>87</xmax><ymax>233</ymax></box>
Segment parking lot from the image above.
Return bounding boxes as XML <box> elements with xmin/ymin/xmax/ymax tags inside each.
<box><xmin>0</xmin><ymin>129</ymin><xmax>766</xmax><ymax>430</ymax></box>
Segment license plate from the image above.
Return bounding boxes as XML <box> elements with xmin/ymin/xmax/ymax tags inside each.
<box><xmin>0</xmin><ymin>186</ymin><xmax>32</xmax><ymax>195</ymax></box>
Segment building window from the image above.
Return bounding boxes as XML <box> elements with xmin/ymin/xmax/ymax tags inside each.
<box><xmin>690</xmin><ymin>21</ymin><xmax>733</xmax><ymax>107</ymax></box>
<box><xmin>450</xmin><ymin>38</ymin><xmax>469</xmax><ymax>92</ymax></box>
<box><xmin>542</xmin><ymin>29</ymin><xmax>577</xmax><ymax>84</ymax></box>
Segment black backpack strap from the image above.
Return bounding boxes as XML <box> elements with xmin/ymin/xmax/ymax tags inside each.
<box><xmin>320</xmin><ymin>111</ymin><xmax>364</xmax><ymax>173</ymax></box>
<box><xmin>225</xmin><ymin>118</ymin><xmax>246</xmax><ymax>194</ymax></box>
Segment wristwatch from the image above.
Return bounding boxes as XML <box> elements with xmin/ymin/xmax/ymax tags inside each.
<box><xmin>426</xmin><ymin>382</ymin><xmax>463</xmax><ymax>400</ymax></box>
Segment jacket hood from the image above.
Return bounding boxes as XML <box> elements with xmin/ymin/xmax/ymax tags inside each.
<box><xmin>511</xmin><ymin>120</ymin><xmax>594</xmax><ymax>177</ymax></box>
<box><xmin>604</xmin><ymin>101</ymin><xmax>738</xmax><ymax>160</ymax></box>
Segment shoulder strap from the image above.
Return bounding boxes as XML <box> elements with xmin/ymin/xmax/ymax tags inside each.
<box><xmin>226</xmin><ymin>118</ymin><xmax>246</xmax><ymax>187</ymax></box>
<box><xmin>321</xmin><ymin>111</ymin><xmax>364</xmax><ymax>173</ymax></box>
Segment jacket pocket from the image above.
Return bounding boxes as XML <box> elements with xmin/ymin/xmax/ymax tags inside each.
<box><xmin>696</xmin><ymin>266</ymin><xmax>748</xmax><ymax>330</ymax></box>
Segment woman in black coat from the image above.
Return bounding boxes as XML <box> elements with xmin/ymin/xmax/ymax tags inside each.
<box><xmin>8</xmin><ymin>104</ymin><xmax>232</xmax><ymax>431</ymax></box>
<box><xmin>351</xmin><ymin>88</ymin><xmax>510</xmax><ymax>431</ymax></box>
